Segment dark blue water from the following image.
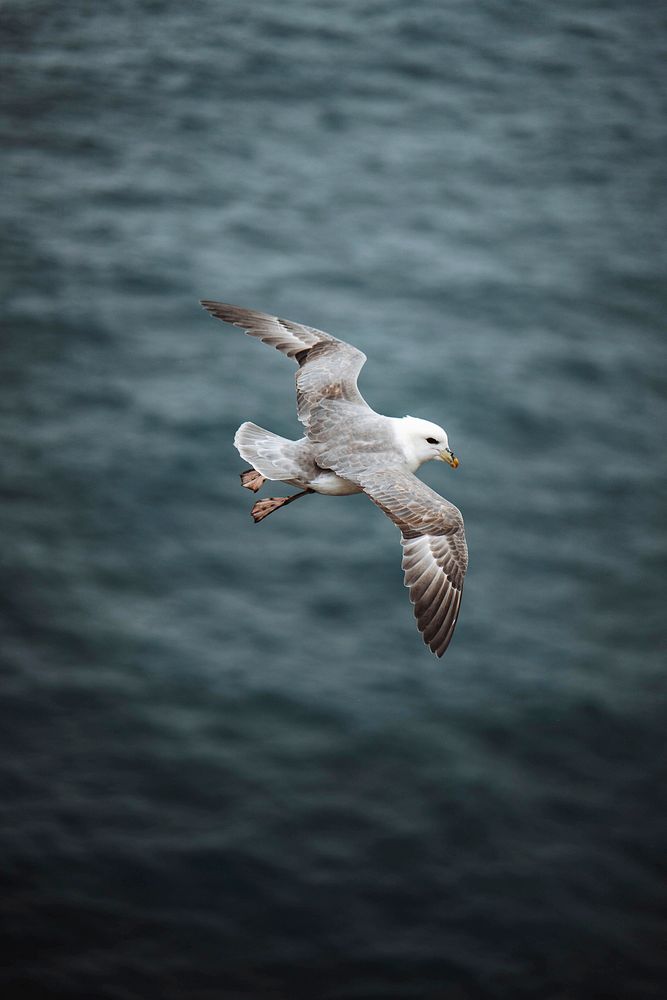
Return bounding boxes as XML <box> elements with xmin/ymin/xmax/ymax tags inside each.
<box><xmin>2</xmin><ymin>1</ymin><xmax>666</xmax><ymax>997</ymax></box>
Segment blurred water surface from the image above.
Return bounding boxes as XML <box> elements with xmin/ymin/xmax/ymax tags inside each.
<box><xmin>2</xmin><ymin>1</ymin><xmax>666</xmax><ymax>997</ymax></box>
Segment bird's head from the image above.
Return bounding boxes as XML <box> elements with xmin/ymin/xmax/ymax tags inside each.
<box><xmin>400</xmin><ymin>415</ymin><xmax>459</xmax><ymax>470</ymax></box>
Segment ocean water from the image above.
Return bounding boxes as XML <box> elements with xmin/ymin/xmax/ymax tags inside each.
<box><xmin>2</xmin><ymin>1</ymin><xmax>666</xmax><ymax>997</ymax></box>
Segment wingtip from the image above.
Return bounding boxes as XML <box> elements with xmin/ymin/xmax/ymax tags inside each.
<box><xmin>199</xmin><ymin>300</ymin><xmax>254</xmax><ymax>326</ymax></box>
<box><xmin>200</xmin><ymin>300</ymin><xmax>237</xmax><ymax>324</ymax></box>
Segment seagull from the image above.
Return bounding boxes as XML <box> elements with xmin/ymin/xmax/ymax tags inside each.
<box><xmin>201</xmin><ymin>301</ymin><xmax>468</xmax><ymax>658</ymax></box>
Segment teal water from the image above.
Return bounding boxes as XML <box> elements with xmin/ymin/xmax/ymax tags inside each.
<box><xmin>2</xmin><ymin>1</ymin><xmax>666</xmax><ymax>997</ymax></box>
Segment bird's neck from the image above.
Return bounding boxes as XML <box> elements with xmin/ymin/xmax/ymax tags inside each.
<box><xmin>390</xmin><ymin>417</ymin><xmax>425</xmax><ymax>473</ymax></box>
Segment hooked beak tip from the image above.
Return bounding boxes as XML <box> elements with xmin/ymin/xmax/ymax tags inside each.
<box><xmin>440</xmin><ymin>449</ymin><xmax>459</xmax><ymax>468</ymax></box>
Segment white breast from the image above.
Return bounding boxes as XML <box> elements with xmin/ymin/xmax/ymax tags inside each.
<box><xmin>309</xmin><ymin>470</ymin><xmax>362</xmax><ymax>496</ymax></box>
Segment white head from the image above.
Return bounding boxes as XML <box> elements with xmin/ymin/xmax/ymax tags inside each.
<box><xmin>398</xmin><ymin>415</ymin><xmax>460</xmax><ymax>471</ymax></box>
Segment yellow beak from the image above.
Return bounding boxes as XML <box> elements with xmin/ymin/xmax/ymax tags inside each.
<box><xmin>440</xmin><ymin>448</ymin><xmax>459</xmax><ymax>468</ymax></box>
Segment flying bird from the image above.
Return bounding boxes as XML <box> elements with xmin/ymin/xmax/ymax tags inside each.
<box><xmin>201</xmin><ymin>301</ymin><xmax>468</xmax><ymax>657</ymax></box>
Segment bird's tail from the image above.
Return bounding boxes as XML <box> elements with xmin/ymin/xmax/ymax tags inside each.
<box><xmin>233</xmin><ymin>422</ymin><xmax>306</xmax><ymax>482</ymax></box>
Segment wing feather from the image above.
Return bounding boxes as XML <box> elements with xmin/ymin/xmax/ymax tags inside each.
<box><xmin>200</xmin><ymin>301</ymin><xmax>331</xmax><ymax>358</ymax></box>
<box><xmin>345</xmin><ymin>469</ymin><xmax>468</xmax><ymax>657</ymax></box>
<box><xmin>200</xmin><ymin>301</ymin><xmax>370</xmax><ymax>427</ymax></box>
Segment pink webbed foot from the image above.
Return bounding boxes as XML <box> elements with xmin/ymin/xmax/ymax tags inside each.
<box><xmin>250</xmin><ymin>489</ymin><xmax>312</xmax><ymax>523</ymax></box>
<box><xmin>240</xmin><ymin>469</ymin><xmax>266</xmax><ymax>493</ymax></box>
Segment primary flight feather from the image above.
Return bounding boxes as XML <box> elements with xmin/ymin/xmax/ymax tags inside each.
<box><xmin>201</xmin><ymin>301</ymin><xmax>468</xmax><ymax>658</ymax></box>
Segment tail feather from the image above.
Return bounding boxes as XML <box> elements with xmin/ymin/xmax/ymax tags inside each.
<box><xmin>234</xmin><ymin>422</ymin><xmax>308</xmax><ymax>482</ymax></box>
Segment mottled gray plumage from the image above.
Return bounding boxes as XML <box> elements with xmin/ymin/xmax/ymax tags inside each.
<box><xmin>354</xmin><ymin>469</ymin><xmax>466</xmax><ymax>657</ymax></box>
<box><xmin>201</xmin><ymin>300</ymin><xmax>468</xmax><ymax>658</ymax></box>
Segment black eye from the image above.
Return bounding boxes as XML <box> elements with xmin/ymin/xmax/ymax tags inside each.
<box><xmin>426</xmin><ymin>437</ymin><xmax>439</xmax><ymax>444</ymax></box>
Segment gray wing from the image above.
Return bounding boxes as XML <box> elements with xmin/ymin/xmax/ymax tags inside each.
<box><xmin>201</xmin><ymin>301</ymin><xmax>333</xmax><ymax>358</ymax></box>
<box><xmin>295</xmin><ymin>339</ymin><xmax>369</xmax><ymax>426</ymax></box>
<box><xmin>346</xmin><ymin>467</ymin><xmax>468</xmax><ymax>657</ymax></box>
<box><xmin>200</xmin><ymin>301</ymin><xmax>370</xmax><ymax>426</ymax></box>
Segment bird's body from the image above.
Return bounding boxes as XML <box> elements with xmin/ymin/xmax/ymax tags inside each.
<box><xmin>235</xmin><ymin>415</ymin><xmax>447</xmax><ymax>496</ymax></box>
<box><xmin>202</xmin><ymin>301</ymin><xmax>468</xmax><ymax>658</ymax></box>
<box><xmin>234</xmin><ymin>423</ymin><xmax>361</xmax><ymax>496</ymax></box>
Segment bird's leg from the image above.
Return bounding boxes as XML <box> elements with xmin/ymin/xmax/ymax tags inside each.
<box><xmin>240</xmin><ymin>468</ymin><xmax>266</xmax><ymax>493</ymax></box>
<box><xmin>251</xmin><ymin>489</ymin><xmax>313</xmax><ymax>524</ymax></box>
